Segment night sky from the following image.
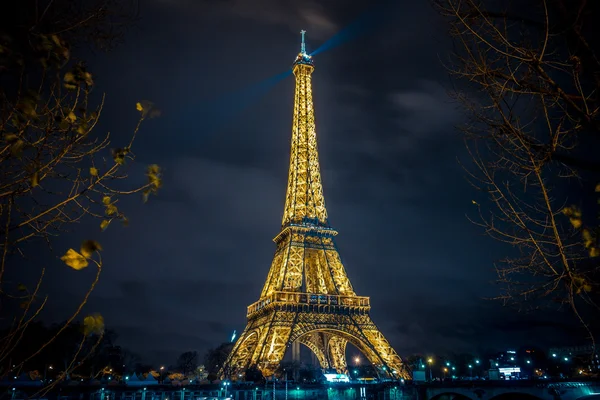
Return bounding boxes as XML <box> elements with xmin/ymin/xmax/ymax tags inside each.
<box><xmin>34</xmin><ymin>0</ymin><xmax>578</xmax><ymax>365</ymax></box>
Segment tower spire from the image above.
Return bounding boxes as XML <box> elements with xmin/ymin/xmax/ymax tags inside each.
<box><xmin>283</xmin><ymin>31</ymin><xmax>324</xmax><ymax>227</ymax></box>
<box><xmin>300</xmin><ymin>29</ymin><xmax>307</xmax><ymax>54</ymax></box>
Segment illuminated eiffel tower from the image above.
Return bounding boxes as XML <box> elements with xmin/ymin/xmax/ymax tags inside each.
<box><xmin>222</xmin><ymin>31</ymin><xmax>410</xmax><ymax>381</ymax></box>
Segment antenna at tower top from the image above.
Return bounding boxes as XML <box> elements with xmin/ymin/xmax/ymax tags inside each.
<box><xmin>300</xmin><ymin>30</ymin><xmax>306</xmax><ymax>54</ymax></box>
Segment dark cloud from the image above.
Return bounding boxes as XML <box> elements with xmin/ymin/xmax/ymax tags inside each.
<box><xmin>151</xmin><ymin>0</ymin><xmax>338</xmax><ymax>39</ymax></box>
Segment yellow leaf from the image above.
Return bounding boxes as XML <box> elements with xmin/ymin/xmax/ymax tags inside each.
<box><xmin>146</xmin><ymin>164</ymin><xmax>162</xmax><ymax>189</ymax></box>
<box><xmin>67</xmin><ymin>111</ymin><xmax>76</xmax><ymax>123</ymax></box>
<box><xmin>136</xmin><ymin>102</ymin><xmax>143</xmax><ymax>112</ymax></box>
<box><xmin>60</xmin><ymin>248</ymin><xmax>88</xmax><ymax>270</ymax></box>
<box><xmin>570</xmin><ymin>218</ymin><xmax>582</xmax><ymax>229</ymax></box>
<box><xmin>595</xmin><ymin>183</ymin><xmax>600</xmax><ymax>192</ymax></box>
<box><xmin>80</xmin><ymin>240</ymin><xmax>102</xmax><ymax>258</ymax></box>
<box><xmin>83</xmin><ymin>72</ymin><xmax>93</xmax><ymax>86</ymax></box>
<box><xmin>31</xmin><ymin>171</ymin><xmax>39</xmax><ymax>188</ymax></box>
<box><xmin>90</xmin><ymin>167</ymin><xmax>98</xmax><ymax>176</ymax></box>
<box><xmin>105</xmin><ymin>204</ymin><xmax>117</xmax><ymax>216</ymax></box>
<box><xmin>64</xmin><ymin>72</ymin><xmax>75</xmax><ymax>83</ymax></box>
<box><xmin>590</xmin><ymin>247</ymin><xmax>599</xmax><ymax>258</ymax></box>
<box><xmin>10</xmin><ymin>139</ymin><xmax>25</xmax><ymax>157</ymax></box>
<box><xmin>4</xmin><ymin>133</ymin><xmax>19</xmax><ymax>142</ymax></box>
<box><xmin>83</xmin><ymin>314</ymin><xmax>105</xmax><ymax>336</ymax></box>
<box><xmin>100</xmin><ymin>219</ymin><xmax>110</xmax><ymax>231</ymax></box>
<box><xmin>102</xmin><ymin>196</ymin><xmax>111</xmax><ymax>205</ymax></box>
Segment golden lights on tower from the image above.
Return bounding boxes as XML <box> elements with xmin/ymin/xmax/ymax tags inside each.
<box><xmin>221</xmin><ymin>31</ymin><xmax>409</xmax><ymax>381</ymax></box>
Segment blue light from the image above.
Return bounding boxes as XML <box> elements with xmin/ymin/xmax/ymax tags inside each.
<box><xmin>293</xmin><ymin>53</ymin><xmax>314</xmax><ymax>67</ymax></box>
<box><xmin>310</xmin><ymin>5</ymin><xmax>390</xmax><ymax>56</ymax></box>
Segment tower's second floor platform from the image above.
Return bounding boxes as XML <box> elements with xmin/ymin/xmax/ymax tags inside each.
<box><xmin>247</xmin><ymin>290</ymin><xmax>370</xmax><ymax>318</ymax></box>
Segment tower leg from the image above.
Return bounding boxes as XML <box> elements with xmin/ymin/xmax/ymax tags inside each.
<box><xmin>299</xmin><ymin>333</ymin><xmax>330</xmax><ymax>370</ymax></box>
<box><xmin>292</xmin><ymin>341</ymin><xmax>300</xmax><ymax>363</ymax></box>
<box><xmin>327</xmin><ymin>336</ymin><xmax>348</xmax><ymax>374</ymax></box>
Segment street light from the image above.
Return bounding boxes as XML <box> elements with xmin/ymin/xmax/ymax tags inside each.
<box><xmin>427</xmin><ymin>358</ymin><xmax>433</xmax><ymax>381</ymax></box>
<box><xmin>468</xmin><ymin>365</ymin><xmax>473</xmax><ymax>379</ymax></box>
<box><xmin>223</xmin><ymin>381</ymin><xmax>230</xmax><ymax>398</ymax></box>
<box><xmin>354</xmin><ymin>357</ymin><xmax>360</xmax><ymax>365</ymax></box>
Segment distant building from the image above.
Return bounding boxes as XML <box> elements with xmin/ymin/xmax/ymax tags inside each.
<box><xmin>548</xmin><ymin>344</ymin><xmax>599</xmax><ymax>373</ymax></box>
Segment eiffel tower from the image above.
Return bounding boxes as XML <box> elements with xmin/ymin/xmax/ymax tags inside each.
<box><xmin>222</xmin><ymin>31</ymin><xmax>410</xmax><ymax>381</ymax></box>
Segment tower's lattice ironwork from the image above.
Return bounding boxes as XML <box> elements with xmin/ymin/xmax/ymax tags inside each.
<box><xmin>222</xmin><ymin>32</ymin><xmax>410</xmax><ymax>380</ymax></box>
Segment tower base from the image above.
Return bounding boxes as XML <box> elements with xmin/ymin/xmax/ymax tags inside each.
<box><xmin>221</xmin><ymin>295</ymin><xmax>409</xmax><ymax>380</ymax></box>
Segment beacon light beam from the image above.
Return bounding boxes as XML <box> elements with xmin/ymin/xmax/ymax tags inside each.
<box><xmin>310</xmin><ymin>4</ymin><xmax>388</xmax><ymax>56</ymax></box>
<box><xmin>183</xmin><ymin>69</ymin><xmax>291</xmax><ymax>140</ymax></box>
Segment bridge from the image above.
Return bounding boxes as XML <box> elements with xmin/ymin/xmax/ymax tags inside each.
<box><xmin>420</xmin><ymin>381</ymin><xmax>600</xmax><ymax>400</ymax></box>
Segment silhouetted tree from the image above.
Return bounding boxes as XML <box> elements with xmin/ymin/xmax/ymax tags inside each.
<box><xmin>176</xmin><ymin>351</ymin><xmax>199</xmax><ymax>376</ymax></box>
<box><xmin>245</xmin><ymin>365</ymin><xmax>265</xmax><ymax>383</ymax></box>
<box><xmin>435</xmin><ymin>0</ymin><xmax>600</xmax><ymax>341</ymax></box>
<box><xmin>121</xmin><ymin>349</ymin><xmax>142</xmax><ymax>375</ymax></box>
<box><xmin>0</xmin><ymin>0</ymin><xmax>160</xmax><ymax>394</ymax></box>
<box><xmin>203</xmin><ymin>343</ymin><xmax>233</xmax><ymax>380</ymax></box>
